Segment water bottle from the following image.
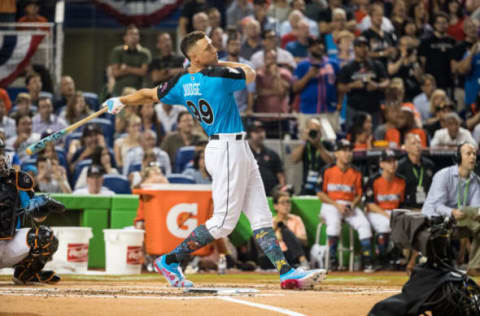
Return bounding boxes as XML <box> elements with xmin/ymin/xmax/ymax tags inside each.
<box><xmin>218</xmin><ymin>254</ymin><xmax>227</xmax><ymax>275</ymax></box>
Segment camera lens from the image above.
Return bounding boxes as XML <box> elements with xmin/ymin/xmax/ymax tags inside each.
<box><xmin>308</xmin><ymin>130</ymin><xmax>318</xmax><ymax>138</ymax></box>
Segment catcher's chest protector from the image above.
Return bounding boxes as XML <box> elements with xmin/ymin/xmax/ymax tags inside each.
<box><xmin>0</xmin><ymin>173</ymin><xmax>19</xmax><ymax>240</ymax></box>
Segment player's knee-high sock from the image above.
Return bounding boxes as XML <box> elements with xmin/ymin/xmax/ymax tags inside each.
<box><xmin>360</xmin><ymin>238</ymin><xmax>373</xmax><ymax>260</ymax></box>
<box><xmin>165</xmin><ymin>225</ymin><xmax>214</xmax><ymax>264</ymax></box>
<box><xmin>253</xmin><ymin>227</ymin><xmax>292</xmax><ymax>275</ymax></box>
<box><xmin>328</xmin><ymin>236</ymin><xmax>339</xmax><ymax>264</ymax></box>
<box><xmin>376</xmin><ymin>234</ymin><xmax>389</xmax><ymax>256</ymax></box>
<box><xmin>376</xmin><ymin>233</ymin><xmax>389</xmax><ymax>264</ymax></box>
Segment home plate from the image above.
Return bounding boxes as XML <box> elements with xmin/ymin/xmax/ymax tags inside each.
<box><xmin>184</xmin><ymin>288</ymin><xmax>260</xmax><ymax>295</ymax></box>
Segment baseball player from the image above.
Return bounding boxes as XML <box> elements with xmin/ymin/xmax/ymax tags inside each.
<box><xmin>0</xmin><ymin>149</ymin><xmax>65</xmax><ymax>284</ymax></box>
<box><xmin>317</xmin><ymin>139</ymin><xmax>375</xmax><ymax>272</ymax></box>
<box><xmin>364</xmin><ymin>150</ymin><xmax>406</xmax><ymax>269</ymax></box>
<box><xmin>103</xmin><ymin>31</ymin><xmax>325</xmax><ymax>289</ymax></box>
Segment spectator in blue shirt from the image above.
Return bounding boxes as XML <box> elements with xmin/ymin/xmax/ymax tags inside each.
<box><xmin>293</xmin><ymin>37</ymin><xmax>340</xmax><ymax>132</ymax></box>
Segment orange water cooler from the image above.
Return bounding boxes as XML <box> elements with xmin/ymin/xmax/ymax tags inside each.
<box><xmin>133</xmin><ymin>184</ymin><xmax>214</xmax><ymax>256</ymax></box>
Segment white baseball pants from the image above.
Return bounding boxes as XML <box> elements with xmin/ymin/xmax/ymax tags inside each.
<box><xmin>204</xmin><ymin>133</ymin><xmax>273</xmax><ymax>239</ymax></box>
<box><xmin>367</xmin><ymin>211</ymin><xmax>391</xmax><ymax>234</ymax></box>
<box><xmin>320</xmin><ymin>201</ymin><xmax>372</xmax><ymax>239</ymax></box>
<box><xmin>0</xmin><ymin>228</ymin><xmax>30</xmax><ymax>268</ymax></box>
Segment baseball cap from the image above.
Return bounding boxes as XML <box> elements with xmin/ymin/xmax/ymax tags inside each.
<box><xmin>87</xmin><ymin>165</ymin><xmax>105</xmax><ymax>178</ymax></box>
<box><xmin>333</xmin><ymin>139</ymin><xmax>353</xmax><ymax>151</ymax></box>
<box><xmin>380</xmin><ymin>149</ymin><xmax>396</xmax><ymax>161</ymax></box>
<box><xmin>247</xmin><ymin>120</ymin><xmax>265</xmax><ymax>133</ymax></box>
<box><xmin>353</xmin><ymin>36</ymin><xmax>369</xmax><ymax>47</ymax></box>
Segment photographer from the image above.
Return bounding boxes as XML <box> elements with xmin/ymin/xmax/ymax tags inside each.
<box><xmin>422</xmin><ymin>143</ymin><xmax>480</xmax><ymax>275</ymax></box>
<box><xmin>292</xmin><ymin>36</ymin><xmax>340</xmax><ymax>133</ymax></box>
<box><xmin>290</xmin><ymin>118</ymin><xmax>333</xmax><ymax>195</ymax></box>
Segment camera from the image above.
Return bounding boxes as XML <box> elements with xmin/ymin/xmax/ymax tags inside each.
<box><xmin>308</xmin><ymin>130</ymin><xmax>318</xmax><ymax>139</ymax></box>
<box><xmin>407</xmin><ymin>47</ymin><xmax>415</xmax><ymax>56</ymax></box>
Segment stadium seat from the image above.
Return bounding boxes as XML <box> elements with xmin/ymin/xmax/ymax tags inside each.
<box><xmin>20</xmin><ymin>157</ymin><xmax>37</xmax><ymax>172</ymax></box>
<box><xmin>64</xmin><ymin>131</ymin><xmax>83</xmax><ymax>153</ymax></box>
<box><xmin>54</xmin><ymin>146</ymin><xmax>67</xmax><ymax>168</ymax></box>
<box><xmin>83</xmin><ymin>92</ymin><xmax>100</xmax><ymax>111</ymax></box>
<box><xmin>167</xmin><ymin>173</ymin><xmax>195</xmax><ymax>184</ymax></box>
<box><xmin>127</xmin><ymin>163</ymin><xmax>142</xmax><ymax>175</ymax></box>
<box><xmin>102</xmin><ymin>174</ymin><xmax>131</xmax><ymax>194</ymax></box>
<box><xmin>173</xmin><ymin>146</ymin><xmax>195</xmax><ymax>173</ymax></box>
<box><xmin>72</xmin><ymin>159</ymin><xmax>92</xmax><ymax>187</ymax></box>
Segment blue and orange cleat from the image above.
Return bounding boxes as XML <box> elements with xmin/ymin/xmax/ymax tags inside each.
<box><xmin>280</xmin><ymin>268</ymin><xmax>326</xmax><ymax>290</ymax></box>
<box><xmin>154</xmin><ymin>255</ymin><xmax>194</xmax><ymax>288</ymax></box>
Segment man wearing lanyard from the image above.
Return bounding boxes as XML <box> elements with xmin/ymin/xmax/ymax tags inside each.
<box><xmin>290</xmin><ymin>118</ymin><xmax>334</xmax><ymax>195</ymax></box>
<box><xmin>397</xmin><ymin>133</ymin><xmax>435</xmax><ymax>210</ymax></box>
<box><xmin>422</xmin><ymin>142</ymin><xmax>480</xmax><ymax>275</ymax></box>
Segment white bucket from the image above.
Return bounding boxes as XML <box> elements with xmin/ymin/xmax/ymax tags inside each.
<box><xmin>103</xmin><ymin>229</ymin><xmax>145</xmax><ymax>274</ymax></box>
<box><xmin>44</xmin><ymin>227</ymin><xmax>93</xmax><ymax>273</ymax></box>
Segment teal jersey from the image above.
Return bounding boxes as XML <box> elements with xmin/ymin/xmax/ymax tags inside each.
<box><xmin>157</xmin><ymin>66</ymin><xmax>246</xmax><ymax>135</ymax></box>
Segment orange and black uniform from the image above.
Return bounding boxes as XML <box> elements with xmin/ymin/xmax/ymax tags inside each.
<box><xmin>365</xmin><ymin>173</ymin><xmax>406</xmax><ymax>210</ymax></box>
<box><xmin>318</xmin><ymin>164</ymin><xmax>363</xmax><ymax>202</ymax></box>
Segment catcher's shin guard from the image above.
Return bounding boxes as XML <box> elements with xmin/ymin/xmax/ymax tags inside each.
<box><xmin>12</xmin><ymin>226</ymin><xmax>60</xmax><ymax>285</ymax></box>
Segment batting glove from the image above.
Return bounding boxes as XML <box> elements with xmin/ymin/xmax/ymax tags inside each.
<box><xmin>103</xmin><ymin>97</ymin><xmax>125</xmax><ymax>114</ymax></box>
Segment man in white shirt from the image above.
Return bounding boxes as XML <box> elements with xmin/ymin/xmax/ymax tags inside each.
<box><xmin>430</xmin><ymin>112</ymin><xmax>477</xmax><ymax>148</ymax></box>
<box><xmin>73</xmin><ymin>165</ymin><xmax>115</xmax><ymax>196</ymax></box>
<box><xmin>0</xmin><ymin>98</ymin><xmax>15</xmax><ymax>139</ymax></box>
<box><xmin>154</xmin><ymin>102</ymin><xmax>184</xmax><ymax>133</ymax></box>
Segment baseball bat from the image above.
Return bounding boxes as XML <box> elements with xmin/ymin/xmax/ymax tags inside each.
<box><xmin>25</xmin><ymin>106</ymin><xmax>109</xmax><ymax>156</ymax></box>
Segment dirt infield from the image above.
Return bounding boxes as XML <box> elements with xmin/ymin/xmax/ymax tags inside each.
<box><xmin>0</xmin><ymin>272</ymin><xmax>413</xmax><ymax>316</ymax></box>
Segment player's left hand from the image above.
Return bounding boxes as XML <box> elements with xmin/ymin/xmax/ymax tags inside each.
<box><xmin>103</xmin><ymin>97</ymin><xmax>125</xmax><ymax>114</ymax></box>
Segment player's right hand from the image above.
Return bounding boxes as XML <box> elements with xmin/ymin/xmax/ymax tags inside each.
<box><xmin>103</xmin><ymin>97</ymin><xmax>125</xmax><ymax>114</ymax></box>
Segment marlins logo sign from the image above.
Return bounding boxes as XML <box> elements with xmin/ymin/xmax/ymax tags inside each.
<box><xmin>93</xmin><ymin>0</ymin><xmax>182</xmax><ymax>26</ymax></box>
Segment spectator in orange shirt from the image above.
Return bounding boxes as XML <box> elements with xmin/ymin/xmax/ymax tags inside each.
<box><xmin>17</xmin><ymin>0</ymin><xmax>48</xmax><ymax>31</ymax></box>
<box><xmin>384</xmin><ymin>106</ymin><xmax>428</xmax><ymax>148</ymax></box>
<box><xmin>365</xmin><ymin>149</ymin><xmax>406</xmax><ymax>269</ymax></box>
<box><xmin>317</xmin><ymin>139</ymin><xmax>375</xmax><ymax>272</ymax></box>
<box><xmin>272</xmin><ymin>190</ymin><xmax>309</xmax><ymax>269</ymax></box>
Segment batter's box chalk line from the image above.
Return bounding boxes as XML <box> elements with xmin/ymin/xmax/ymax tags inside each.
<box><xmin>184</xmin><ymin>287</ymin><xmax>260</xmax><ymax>295</ymax></box>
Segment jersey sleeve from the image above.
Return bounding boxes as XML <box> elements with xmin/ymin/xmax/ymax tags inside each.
<box><xmin>156</xmin><ymin>72</ymin><xmax>183</xmax><ymax>105</ymax></box>
<box><xmin>203</xmin><ymin>66</ymin><xmax>246</xmax><ymax>93</ymax></box>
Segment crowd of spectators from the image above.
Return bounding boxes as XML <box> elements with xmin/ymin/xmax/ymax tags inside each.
<box><xmin>4</xmin><ymin>0</ymin><xmax>480</xmax><ymax>273</ymax></box>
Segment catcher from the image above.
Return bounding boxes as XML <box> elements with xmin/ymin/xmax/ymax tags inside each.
<box><xmin>0</xmin><ymin>147</ymin><xmax>65</xmax><ymax>284</ymax></box>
